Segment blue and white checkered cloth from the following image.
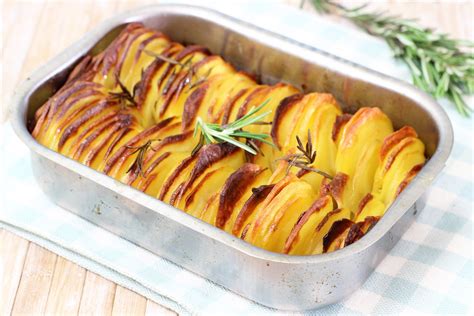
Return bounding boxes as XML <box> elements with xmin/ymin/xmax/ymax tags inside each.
<box><xmin>1</xmin><ymin>1</ymin><xmax>472</xmax><ymax>314</ymax></box>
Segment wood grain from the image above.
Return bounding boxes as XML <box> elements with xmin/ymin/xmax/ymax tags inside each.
<box><xmin>0</xmin><ymin>230</ymin><xmax>29</xmax><ymax>315</ymax></box>
<box><xmin>11</xmin><ymin>243</ymin><xmax>58</xmax><ymax>315</ymax></box>
<box><xmin>1</xmin><ymin>1</ymin><xmax>45</xmax><ymax>122</ymax></box>
<box><xmin>1</xmin><ymin>1</ymin><xmax>471</xmax><ymax>315</ymax></box>
<box><xmin>44</xmin><ymin>257</ymin><xmax>87</xmax><ymax>315</ymax></box>
<box><xmin>78</xmin><ymin>271</ymin><xmax>117</xmax><ymax>315</ymax></box>
<box><xmin>111</xmin><ymin>286</ymin><xmax>148</xmax><ymax>316</ymax></box>
<box><xmin>145</xmin><ymin>300</ymin><xmax>177</xmax><ymax>316</ymax></box>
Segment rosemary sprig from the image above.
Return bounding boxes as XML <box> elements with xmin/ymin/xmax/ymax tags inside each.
<box><xmin>109</xmin><ymin>75</ymin><xmax>138</xmax><ymax>108</ymax></box>
<box><xmin>145</xmin><ymin>49</ymin><xmax>213</xmax><ymax>92</ymax></box>
<box><xmin>126</xmin><ymin>139</ymin><xmax>160</xmax><ymax>176</ymax></box>
<box><xmin>144</xmin><ymin>49</ymin><xmax>186</xmax><ymax>67</ymax></box>
<box><xmin>187</xmin><ymin>66</ymin><xmax>214</xmax><ymax>91</ymax></box>
<box><xmin>192</xmin><ymin>99</ymin><xmax>274</xmax><ymax>155</ymax></box>
<box><xmin>277</xmin><ymin>130</ymin><xmax>333</xmax><ymax>179</ymax></box>
<box><xmin>310</xmin><ymin>0</ymin><xmax>474</xmax><ymax>117</ymax></box>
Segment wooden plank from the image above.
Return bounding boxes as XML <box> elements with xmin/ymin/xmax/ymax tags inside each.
<box><xmin>0</xmin><ymin>230</ymin><xmax>30</xmax><ymax>316</ymax></box>
<box><xmin>0</xmin><ymin>1</ymin><xmax>45</xmax><ymax>122</ymax></box>
<box><xmin>44</xmin><ymin>256</ymin><xmax>87</xmax><ymax>315</ymax></box>
<box><xmin>11</xmin><ymin>243</ymin><xmax>57</xmax><ymax>315</ymax></box>
<box><xmin>78</xmin><ymin>271</ymin><xmax>116</xmax><ymax>316</ymax></box>
<box><xmin>111</xmin><ymin>286</ymin><xmax>147</xmax><ymax>316</ymax></box>
<box><xmin>145</xmin><ymin>300</ymin><xmax>178</xmax><ymax>316</ymax></box>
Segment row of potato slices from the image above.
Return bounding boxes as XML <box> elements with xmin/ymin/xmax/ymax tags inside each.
<box><xmin>33</xmin><ymin>91</ymin><xmax>425</xmax><ymax>255</ymax></box>
<box><xmin>32</xmin><ymin>23</ymin><xmax>297</xmax><ymax>161</ymax></box>
<box><xmin>113</xmin><ymin>106</ymin><xmax>425</xmax><ymax>255</ymax></box>
<box><xmin>32</xmin><ymin>23</ymin><xmax>426</xmax><ymax>255</ymax></box>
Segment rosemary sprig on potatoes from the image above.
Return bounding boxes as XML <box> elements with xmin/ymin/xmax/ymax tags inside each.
<box><xmin>144</xmin><ymin>49</ymin><xmax>213</xmax><ymax>92</ymax></box>
<box><xmin>126</xmin><ymin>139</ymin><xmax>160</xmax><ymax>176</ymax></box>
<box><xmin>278</xmin><ymin>130</ymin><xmax>333</xmax><ymax>179</ymax></box>
<box><xmin>144</xmin><ymin>49</ymin><xmax>188</xmax><ymax>67</ymax></box>
<box><xmin>109</xmin><ymin>75</ymin><xmax>138</xmax><ymax>108</ymax></box>
<box><xmin>192</xmin><ymin>99</ymin><xmax>275</xmax><ymax>155</ymax></box>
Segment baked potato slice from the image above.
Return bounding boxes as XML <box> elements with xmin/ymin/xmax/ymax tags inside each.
<box><xmin>355</xmin><ymin>126</ymin><xmax>425</xmax><ymax>221</ymax></box>
<box><xmin>334</xmin><ymin>107</ymin><xmax>393</xmax><ymax>217</ymax></box>
<box><xmin>244</xmin><ymin>175</ymin><xmax>317</xmax><ymax>253</ymax></box>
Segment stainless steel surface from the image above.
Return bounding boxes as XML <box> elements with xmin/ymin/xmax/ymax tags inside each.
<box><xmin>10</xmin><ymin>4</ymin><xmax>453</xmax><ymax>311</ymax></box>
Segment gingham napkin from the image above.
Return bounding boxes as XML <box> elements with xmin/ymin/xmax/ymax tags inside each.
<box><xmin>1</xmin><ymin>1</ymin><xmax>472</xmax><ymax>314</ymax></box>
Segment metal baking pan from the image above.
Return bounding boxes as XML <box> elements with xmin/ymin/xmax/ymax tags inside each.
<box><xmin>10</xmin><ymin>4</ymin><xmax>453</xmax><ymax>311</ymax></box>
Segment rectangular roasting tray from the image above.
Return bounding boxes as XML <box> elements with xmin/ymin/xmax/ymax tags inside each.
<box><xmin>10</xmin><ymin>4</ymin><xmax>453</xmax><ymax>311</ymax></box>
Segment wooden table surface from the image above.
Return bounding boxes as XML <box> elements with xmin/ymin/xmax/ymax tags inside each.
<box><xmin>1</xmin><ymin>0</ymin><xmax>472</xmax><ymax>315</ymax></box>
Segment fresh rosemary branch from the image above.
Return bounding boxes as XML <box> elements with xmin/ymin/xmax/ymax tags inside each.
<box><xmin>277</xmin><ymin>130</ymin><xmax>333</xmax><ymax>179</ymax></box>
<box><xmin>192</xmin><ymin>99</ymin><xmax>274</xmax><ymax>155</ymax></box>
<box><xmin>310</xmin><ymin>0</ymin><xmax>474</xmax><ymax>117</ymax></box>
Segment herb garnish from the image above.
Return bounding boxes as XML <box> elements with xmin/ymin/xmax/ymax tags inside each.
<box><xmin>192</xmin><ymin>99</ymin><xmax>275</xmax><ymax>156</ymax></box>
<box><xmin>277</xmin><ymin>130</ymin><xmax>333</xmax><ymax>179</ymax></box>
<box><xmin>126</xmin><ymin>139</ymin><xmax>160</xmax><ymax>176</ymax></box>
<box><xmin>109</xmin><ymin>75</ymin><xmax>138</xmax><ymax>108</ymax></box>
<box><xmin>144</xmin><ymin>50</ymin><xmax>187</xmax><ymax>67</ymax></box>
<box><xmin>145</xmin><ymin>49</ymin><xmax>214</xmax><ymax>92</ymax></box>
<box><xmin>187</xmin><ymin>67</ymin><xmax>214</xmax><ymax>91</ymax></box>
<box><xmin>309</xmin><ymin>0</ymin><xmax>474</xmax><ymax>117</ymax></box>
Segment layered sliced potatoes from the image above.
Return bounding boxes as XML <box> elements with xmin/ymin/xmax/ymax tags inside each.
<box><xmin>32</xmin><ymin>23</ymin><xmax>426</xmax><ymax>255</ymax></box>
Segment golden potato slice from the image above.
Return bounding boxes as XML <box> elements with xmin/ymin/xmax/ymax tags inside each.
<box><xmin>166</xmin><ymin>144</ymin><xmax>245</xmax><ymax>206</ymax></box>
<box><xmin>284</xmin><ymin>195</ymin><xmax>334</xmax><ymax>255</ymax></box>
<box><xmin>244</xmin><ymin>175</ymin><xmax>317</xmax><ymax>253</ymax></box>
<box><xmin>184</xmin><ymin>166</ymin><xmax>237</xmax><ymax>218</ymax></box>
<box><xmin>334</xmin><ymin>107</ymin><xmax>393</xmax><ymax>217</ymax></box>
<box><xmin>355</xmin><ymin>126</ymin><xmax>425</xmax><ymax>221</ymax></box>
